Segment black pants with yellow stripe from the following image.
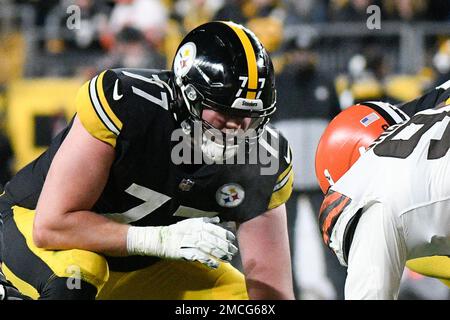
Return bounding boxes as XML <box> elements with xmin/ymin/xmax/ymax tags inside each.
<box><xmin>1</xmin><ymin>206</ymin><xmax>100</xmax><ymax>299</ymax></box>
<box><xmin>0</xmin><ymin>205</ymin><xmax>248</xmax><ymax>300</ymax></box>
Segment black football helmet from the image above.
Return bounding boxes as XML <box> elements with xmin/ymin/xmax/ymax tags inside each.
<box><xmin>170</xmin><ymin>21</ymin><xmax>276</xmax><ymax>161</ymax></box>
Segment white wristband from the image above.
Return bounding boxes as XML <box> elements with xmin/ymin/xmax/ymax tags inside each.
<box><xmin>126</xmin><ymin>226</ymin><xmax>164</xmax><ymax>256</ymax></box>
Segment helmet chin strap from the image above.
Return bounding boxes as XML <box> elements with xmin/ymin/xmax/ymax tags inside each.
<box><xmin>177</xmin><ymin>78</ymin><xmax>241</xmax><ymax>163</ymax></box>
<box><xmin>324</xmin><ymin>169</ymin><xmax>335</xmax><ymax>189</ymax></box>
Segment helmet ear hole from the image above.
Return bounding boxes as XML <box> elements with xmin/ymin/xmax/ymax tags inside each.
<box><xmin>185</xmin><ymin>85</ymin><xmax>198</xmax><ymax>101</ymax></box>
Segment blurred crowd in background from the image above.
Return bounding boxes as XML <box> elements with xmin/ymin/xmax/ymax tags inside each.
<box><xmin>1</xmin><ymin>0</ymin><xmax>450</xmax><ymax>300</ymax></box>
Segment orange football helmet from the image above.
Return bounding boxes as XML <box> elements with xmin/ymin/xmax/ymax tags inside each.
<box><xmin>315</xmin><ymin>102</ymin><xmax>408</xmax><ymax>194</ymax></box>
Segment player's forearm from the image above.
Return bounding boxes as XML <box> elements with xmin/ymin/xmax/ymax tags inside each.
<box><xmin>33</xmin><ymin>209</ymin><xmax>130</xmax><ymax>256</ymax></box>
<box><xmin>238</xmin><ymin>205</ymin><xmax>295</xmax><ymax>300</ymax></box>
<box><xmin>243</xmin><ymin>253</ymin><xmax>295</xmax><ymax>299</ymax></box>
<box><xmin>242</xmin><ymin>247</ymin><xmax>295</xmax><ymax>299</ymax></box>
<box><xmin>33</xmin><ymin>210</ymin><xmax>237</xmax><ymax>268</ymax></box>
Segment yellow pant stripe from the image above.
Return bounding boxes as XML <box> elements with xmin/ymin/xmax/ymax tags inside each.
<box><xmin>2</xmin><ymin>263</ymin><xmax>39</xmax><ymax>300</ymax></box>
<box><xmin>12</xmin><ymin>206</ymin><xmax>109</xmax><ymax>291</ymax></box>
<box><xmin>406</xmin><ymin>256</ymin><xmax>450</xmax><ymax>280</ymax></box>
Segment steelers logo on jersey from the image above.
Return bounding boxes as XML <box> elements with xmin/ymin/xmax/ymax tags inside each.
<box><xmin>216</xmin><ymin>184</ymin><xmax>245</xmax><ymax>208</ymax></box>
<box><xmin>174</xmin><ymin>42</ymin><xmax>197</xmax><ymax>77</ymax></box>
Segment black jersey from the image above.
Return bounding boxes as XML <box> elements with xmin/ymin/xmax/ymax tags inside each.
<box><xmin>399</xmin><ymin>80</ymin><xmax>450</xmax><ymax>117</ymax></box>
<box><xmin>3</xmin><ymin>69</ymin><xmax>293</xmax><ymax>271</ymax></box>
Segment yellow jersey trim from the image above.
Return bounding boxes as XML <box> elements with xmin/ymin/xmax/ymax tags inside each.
<box><xmin>96</xmin><ymin>71</ymin><xmax>123</xmax><ymax>132</ymax></box>
<box><xmin>276</xmin><ymin>163</ymin><xmax>292</xmax><ymax>185</ymax></box>
<box><xmin>76</xmin><ymin>78</ymin><xmax>117</xmax><ymax>147</ymax></box>
<box><xmin>269</xmin><ymin>164</ymin><xmax>294</xmax><ymax>209</ymax></box>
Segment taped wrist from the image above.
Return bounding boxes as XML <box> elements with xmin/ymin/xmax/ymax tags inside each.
<box><xmin>126</xmin><ymin>226</ymin><xmax>165</xmax><ymax>256</ymax></box>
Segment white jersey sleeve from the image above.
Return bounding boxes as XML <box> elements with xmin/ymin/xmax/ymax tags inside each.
<box><xmin>345</xmin><ymin>202</ymin><xmax>407</xmax><ymax>300</ymax></box>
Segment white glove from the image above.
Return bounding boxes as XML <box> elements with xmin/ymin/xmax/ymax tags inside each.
<box><xmin>127</xmin><ymin>217</ymin><xmax>238</xmax><ymax>269</ymax></box>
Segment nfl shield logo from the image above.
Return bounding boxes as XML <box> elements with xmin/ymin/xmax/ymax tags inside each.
<box><xmin>179</xmin><ymin>179</ymin><xmax>195</xmax><ymax>192</ymax></box>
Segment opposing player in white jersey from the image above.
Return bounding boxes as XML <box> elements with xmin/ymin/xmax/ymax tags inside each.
<box><xmin>315</xmin><ymin>81</ymin><xmax>450</xmax><ymax>299</ymax></box>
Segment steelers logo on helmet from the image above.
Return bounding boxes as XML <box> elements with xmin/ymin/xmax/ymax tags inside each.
<box><xmin>173</xmin><ymin>42</ymin><xmax>197</xmax><ymax>78</ymax></box>
<box><xmin>216</xmin><ymin>183</ymin><xmax>245</xmax><ymax>208</ymax></box>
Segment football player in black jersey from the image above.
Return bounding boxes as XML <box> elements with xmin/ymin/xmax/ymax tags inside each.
<box><xmin>0</xmin><ymin>21</ymin><xmax>294</xmax><ymax>300</ymax></box>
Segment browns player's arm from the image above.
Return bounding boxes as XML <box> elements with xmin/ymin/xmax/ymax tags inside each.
<box><xmin>237</xmin><ymin>144</ymin><xmax>295</xmax><ymax>300</ymax></box>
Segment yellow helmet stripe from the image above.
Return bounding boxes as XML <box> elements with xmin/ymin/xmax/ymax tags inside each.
<box><xmin>222</xmin><ymin>22</ymin><xmax>258</xmax><ymax>99</ymax></box>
